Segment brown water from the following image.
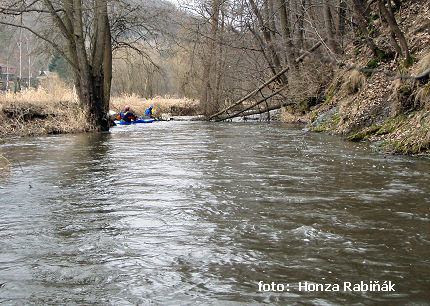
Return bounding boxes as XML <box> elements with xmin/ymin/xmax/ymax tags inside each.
<box><xmin>0</xmin><ymin>122</ymin><xmax>429</xmax><ymax>305</ymax></box>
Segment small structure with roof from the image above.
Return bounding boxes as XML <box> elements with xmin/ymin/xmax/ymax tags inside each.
<box><xmin>0</xmin><ymin>63</ymin><xmax>17</xmax><ymax>91</ymax></box>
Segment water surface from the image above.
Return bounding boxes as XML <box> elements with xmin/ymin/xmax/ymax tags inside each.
<box><xmin>0</xmin><ymin>122</ymin><xmax>429</xmax><ymax>305</ymax></box>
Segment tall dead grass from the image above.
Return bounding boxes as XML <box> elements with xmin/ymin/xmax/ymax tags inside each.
<box><xmin>0</xmin><ymin>74</ymin><xmax>91</xmax><ymax>137</ymax></box>
<box><xmin>415</xmin><ymin>52</ymin><xmax>430</xmax><ymax>76</ymax></box>
<box><xmin>0</xmin><ymin>74</ymin><xmax>202</xmax><ymax>137</ymax></box>
<box><xmin>414</xmin><ymin>53</ymin><xmax>430</xmax><ymax>109</ymax></box>
<box><xmin>342</xmin><ymin>70</ymin><xmax>366</xmax><ymax>94</ymax></box>
<box><xmin>110</xmin><ymin>93</ymin><xmax>201</xmax><ymax>116</ymax></box>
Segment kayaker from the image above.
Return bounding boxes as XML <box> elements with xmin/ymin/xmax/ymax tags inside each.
<box><xmin>145</xmin><ymin>105</ymin><xmax>154</xmax><ymax>118</ymax></box>
<box><xmin>121</xmin><ymin>105</ymin><xmax>136</xmax><ymax>123</ymax></box>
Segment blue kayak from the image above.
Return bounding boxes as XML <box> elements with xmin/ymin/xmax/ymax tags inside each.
<box><xmin>114</xmin><ymin>118</ymin><xmax>156</xmax><ymax>125</ymax></box>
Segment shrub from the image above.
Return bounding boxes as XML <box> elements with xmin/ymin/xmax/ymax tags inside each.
<box><xmin>343</xmin><ymin>70</ymin><xmax>366</xmax><ymax>94</ymax></box>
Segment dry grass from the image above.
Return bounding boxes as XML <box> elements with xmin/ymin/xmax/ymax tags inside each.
<box><xmin>342</xmin><ymin>70</ymin><xmax>366</xmax><ymax>94</ymax></box>
<box><xmin>413</xmin><ymin>53</ymin><xmax>430</xmax><ymax>109</ymax></box>
<box><xmin>414</xmin><ymin>52</ymin><xmax>430</xmax><ymax>75</ymax></box>
<box><xmin>0</xmin><ymin>75</ymin><xmax>91</xmax><ymax>137</ymax></box>
<box><xmin>415</xmin><ymin>83</ymin><xmax>430</xmax><ymax>109</ymax></box>
<box><xmin>0</xmin><ymin>74</ymin><xmax>202</xmax><ymax>138</ymax></box>
<box><xmin>110</xmin><ymin>93</ymin><xmax>201</xmax><ymax>116</ymax></box>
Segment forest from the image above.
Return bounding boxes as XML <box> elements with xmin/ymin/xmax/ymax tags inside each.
<box><xmin>0</xmin><ymin>0</ymin><xmax>429</xmax><ymax>152</ymax></box>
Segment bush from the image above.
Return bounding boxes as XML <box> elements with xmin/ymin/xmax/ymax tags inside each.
<box><xmin>343</xmin><ymin>70</ymin><xmax>366</xmax><ymax>94</ymax></box>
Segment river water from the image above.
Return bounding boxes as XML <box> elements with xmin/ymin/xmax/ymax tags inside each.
<box><xmin>0</xmin><ymin>122</ymin><xmax>429</xmax><ymax>305</ymax></box>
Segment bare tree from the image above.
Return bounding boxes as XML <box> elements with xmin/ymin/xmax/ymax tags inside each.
<box><xmin>377</xmin><ymin>0</ymin><xmax>411</xmax><ymax>62</ymax></box>
<box><xmin>200</xmin><ymin>0</ymin><xmax>221</xmax><ymax>115</ymax></box>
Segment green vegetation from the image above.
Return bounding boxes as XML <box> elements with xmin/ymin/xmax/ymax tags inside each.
<box><xmin>347</xmin><ymin>125</ymin><xmax>381</xmax><ymax>141</ymax></box>
<box><xmin>48</xmin><ymin>55</ymin><xmax>73</xmax><ymax>82</ymax></box>
<box><xmin>403</xmin><ymin>55</ymin><xmax>415</xmax><ymax>69</ymax></box>
<box><xmin>310</xmin><ymin>110</ymin><xmax>340</xmax><ymax>133</ymax></box>
<box><xmin>347</xmin><ymin>115</ymin><xmax>406</xmax><ymax>142</ymax></box>
<box><xmin>324</xmin><ymin>77</ymin><xmax>343</xmax><ymax>104</ymax></box>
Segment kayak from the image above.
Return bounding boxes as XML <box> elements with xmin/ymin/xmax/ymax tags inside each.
<box><xmin>114</xmin><ymin>118</ymin><xmax>157</xmax><ymax>125</ymax></box>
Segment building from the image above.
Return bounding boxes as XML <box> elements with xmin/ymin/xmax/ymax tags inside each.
<box><xmin>0</xmin><ymin>63</ymin><xmax>17</xmax><ymax>91</ymax></box>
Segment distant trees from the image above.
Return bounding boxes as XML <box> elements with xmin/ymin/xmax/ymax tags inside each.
<box><xmin>2</xmin><ymin>0</ymin><xmax>171</xmax><ymax>131</ymax></box>
<box><xmin>180</xmin><ymin>0</ymin><xmax>414</xmax><ymax>115</ymax></box>
<box><xmin>0</xmin><ymin>0</ymin><xmax>414</xmax><ymax>121</ymax></box>
<box><xmin>0</xmin><ymin>0</ymin><xmax>112</xmax><ymax>130</ymax></box>
<box><xmin>48</xmin><ymin>54</ymin><xmax>73</xmax><ymax>82</ymax></box>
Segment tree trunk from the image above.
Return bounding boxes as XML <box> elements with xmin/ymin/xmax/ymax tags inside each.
<box><xmin>201</xmin><ymin>0</ymin><xmax>221</xmax><ymax>115</ymax></box>
<box><xmin>378</xmin><ymin>0</ymin><xmax>410</xmax><ymax>61</ymax></box>
<box><xmin>277</xmin><ymin>0</ymin><xmax>297</xmax><ymax>70</ymax></box>
<box><xmin>214</xmin><ymin>9</ymin><xmax>226</xmax><ymax>107</ymax></box>
<box><xmin>323</xmin><ymin>0</ymin><xmax>338</xmax><ymax>54</ymax></box>
<box><xmin>296</xmin><ymin>0</ymin><xmax>305</xmax><ymax>50</ymax></box>
<box><xmin>248</xmin><ymin>0</ymin><xmax>286</xmax><ymax>83</ymax></box>
<box><xmin>63</xmin><ymin>0</ymin><xmax>110</xmax><ymax>131</ymax></box>
<box><xmin>247</xmin><ymin>24</ymin><xmax>278</xmax><ymax>77</ymax></box>
<box><xmin>3</xmin><ymin>0</ymin><xmax>114</xmax><ymax>131</ymax></box>
<box><xmin>337</xmin><ymin>0</ymin><xmax>347</xmax><ymax>48</ymax></box>
<box><xmin>351</xmin><ymin>0</ymin><xmax>384</xmax><ymax>58</ymax></box>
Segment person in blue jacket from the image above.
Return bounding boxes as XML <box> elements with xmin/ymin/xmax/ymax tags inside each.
<box><xmin>145</xmin><ymin>105</ymin><xmax>154</xmax><ymax>118</ymax></box>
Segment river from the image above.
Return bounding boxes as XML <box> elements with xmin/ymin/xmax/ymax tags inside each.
<box><xmin>0</xmin><ymin>122</ymin><xmax>429</xmax><ymax>305</ymax></box>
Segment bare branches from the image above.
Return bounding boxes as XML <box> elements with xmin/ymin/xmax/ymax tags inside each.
<box><xmin>0</xmin><ymin>0</ymin><xmax>45</xmax><ymax>16</ymax></box>
<box><xmin>209</xmin><ymin>40</ymin><xmax>323</xmax><ymax>120</ymax></box>
<box><xmin>343</xmin><ymin>64</ymin><xmax>430</xmax><ymax>82</ymax></box>
<box><xmin>0</xmin><ymin>19</ymin><xmax>76</xmax><ymax>69</ymax></box>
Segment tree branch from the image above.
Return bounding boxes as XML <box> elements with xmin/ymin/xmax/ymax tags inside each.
<box><xmin>0</xmin><ymin>20</ymin><xmax>76</xmax><ymax>69</ymax></box>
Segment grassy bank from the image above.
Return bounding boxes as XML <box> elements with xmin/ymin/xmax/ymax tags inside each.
<box><xmin>0</xmin><ymin>77</ymin><xmax>201</xmax><ymax>138</ymax></box>
<box><xmin>305</xmin><ymin>51</ymin><xmax>430</xmax><ymax>155</ymax></box>
<box><xmin>0</xmin><ymin>81</ymin><xmax>91</xmax><ymax>137</ymax></box>
<box><xmin>111</xmin><ymin>94</ymin><xmax>200</xmax><ymax>118</ymax></box>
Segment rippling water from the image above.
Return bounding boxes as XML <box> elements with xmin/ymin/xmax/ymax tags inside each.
<box><xmin>0</xmin><ymin>122</ymin><xmax>429</xmax><ymax>305</ymax></box>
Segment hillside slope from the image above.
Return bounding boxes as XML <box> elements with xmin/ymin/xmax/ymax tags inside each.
<box><xmin>293</xmin><ymin>0</ymin><xmax>430</xmax><ymax>154</ymax></box>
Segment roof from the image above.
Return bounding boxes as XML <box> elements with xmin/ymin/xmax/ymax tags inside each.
<box><xmin>0</xmin><ymin>64</ymin><xmax>17</xmax><ymax>74</ymax></box>
<box><xmin>0</xmin><ymin>63</ymin><xmax>16</xmax><ymax>69</ymax></box>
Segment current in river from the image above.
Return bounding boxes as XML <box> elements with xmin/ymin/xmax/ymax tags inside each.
<box><xmin>0</xmin><ymin>122</ymin><xmax>429</xmax><ymax>305</ymax></box>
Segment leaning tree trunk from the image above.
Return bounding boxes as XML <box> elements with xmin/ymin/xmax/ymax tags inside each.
<box><xmin>201</xmin><ymin>0</ymin><xmax>221</xmax><ymax>116</ymax></box>
<box><xmin>378</xmin><ymin>0</ymin><xmax>410</xmax><ymax>61</ymax></box>
<box><xmin>277</xmin><ymin>0</ymin><xmax>297</xmax><ymax>70</ymax></box>
<box><xmin>351</xmin><ymin>0</ymin><xmax>384</xmax><ymax>59</ymax></box>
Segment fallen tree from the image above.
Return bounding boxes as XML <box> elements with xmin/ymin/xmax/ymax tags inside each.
<box><xmin>215</xmin><ymin>85</ymin><xmax>288</xmax><ymax>121</ymax></box>
<box><xmin>208</xmin><ymin>41</ymin><xmax>323</xmax><ymax>121</ymax></box>
<box><xmin>234</xmin><ymin>101</ymin><xmax>295</xmax><ymax>119</ymax></box>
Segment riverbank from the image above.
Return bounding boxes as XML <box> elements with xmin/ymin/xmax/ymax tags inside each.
<box><xmin>0</xmin><ymin>81</ymin><xmax>201</xmax><ymax>138</ymax></box>
<box><xmin>110</xmin><ymin>94</ymin><xmax>200</xmax><ymax>118</ymax></box>
<box><xmin>0</xmin><ymin>85</ymin><xmax>91</xmax><ymax>138</ymax></box>
<box><xmin>281</xmin><ymin>0</ymin><xmax>430</xmax><ymax>155</ymax></box>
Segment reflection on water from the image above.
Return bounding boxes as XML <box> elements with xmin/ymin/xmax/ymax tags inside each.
<box><xmin>0</xmin><ymin>122</ymin><xmax>429</xmax><ymax>304</ymax></box>
<box><xmin>0</xmin><ymin>155</ymin><xmax>11</xmax><ymax>184</ymax></box>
